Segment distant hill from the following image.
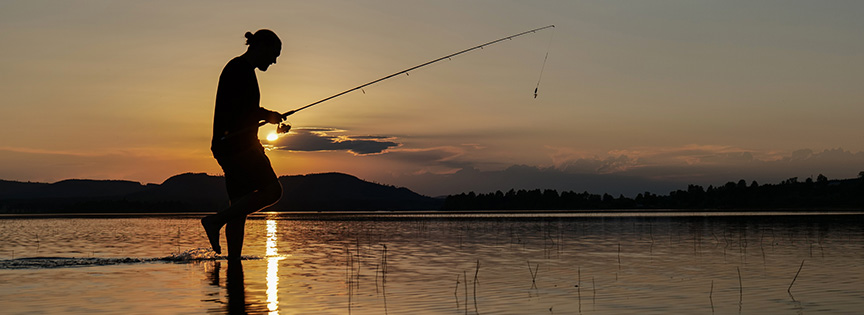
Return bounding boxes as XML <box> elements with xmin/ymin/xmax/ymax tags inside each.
<box><xmin>0</xmin><ymin>180</ymin><xmax>48</xmax><ymax>199</ymax></box>
<box><xmin>125</xmin><ymin>173</ymin><xmax>229</xmax><ymax>211</ymax></box>
<box><xmin>0</xmin><ymin>179</ymin><xmax>148</xmax><ymax>199</ymax></box>
<box><xmin>0</xmin><ymin>173</ymin><xmax>443</xmax><ymax>213</ymax></box>
<box><xmin>275</xmin><ymin>172</ymin><xmax>441</xmax><ymax>211</ymax></box>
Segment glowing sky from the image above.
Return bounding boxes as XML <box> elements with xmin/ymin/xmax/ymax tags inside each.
<box><xmin>2</xmin><ymin>1</ymin><xmax>863</xmax><ymax>196</ymax></box>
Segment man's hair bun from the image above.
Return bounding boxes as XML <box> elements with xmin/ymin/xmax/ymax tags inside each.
<box><xmin>244</xmin><ymin>29</ymin><xmax>280</xmax><ymax>46</ymax></box>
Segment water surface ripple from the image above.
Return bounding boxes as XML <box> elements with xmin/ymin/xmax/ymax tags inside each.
<box><xmin>1</xmin><ymin>212</ymin><xmax>862</xmax><ymax>314</ymax></box>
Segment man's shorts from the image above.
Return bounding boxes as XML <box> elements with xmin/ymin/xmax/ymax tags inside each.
<box><xmin>215</xmin><ymin>145</ymin><xmax>279</xmax><ymax>201</ymax></box>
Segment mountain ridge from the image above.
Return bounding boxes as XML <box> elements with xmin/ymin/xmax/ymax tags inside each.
<box><xmin>0</xmin><ymin>172</ymin><xmax>442</xmax><ymax>213</ymax></box>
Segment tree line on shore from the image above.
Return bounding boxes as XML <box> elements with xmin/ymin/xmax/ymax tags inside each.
<box><xmin>442</xmin><ymin>173</ymin><xmax>864</xmax><ymax>210</ymax></box>
<box><xmin>3</xmin><ymin>171</ymin><xmax>862</xmax><ymax>213</ymax></box>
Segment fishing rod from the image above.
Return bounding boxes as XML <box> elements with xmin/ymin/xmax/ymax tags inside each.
<box><xmin>279</xmin><ymin>25</ymin><xmax>554</xmax><ymax>120</ymax></box>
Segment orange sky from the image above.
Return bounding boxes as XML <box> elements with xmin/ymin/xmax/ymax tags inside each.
<box><xmin>2</xmin><ymin>1</ymin><xmax>863</xmax><ymax>196</ymax></box>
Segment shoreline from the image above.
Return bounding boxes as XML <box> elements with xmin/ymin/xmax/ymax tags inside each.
<box><xmin>2</xmin><ymin>209</ymin><xmax>863</xmax><ymax>219</ymax></box>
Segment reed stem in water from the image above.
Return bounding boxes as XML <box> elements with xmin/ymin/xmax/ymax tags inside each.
<box><xmin>788</xmin><ymin>259</ymin><xmax>805</xmax><ymax>292</ymax></box>
<box><xmin>737</xmin><ymin>266</ymin><xmax>743</xmax><ymax>303</ymax></box>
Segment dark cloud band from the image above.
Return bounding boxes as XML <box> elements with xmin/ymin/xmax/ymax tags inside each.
<box><xmin>268</xmin><ymin>128</ymin><xmax>399</xmax><ymax>155</ymax></box>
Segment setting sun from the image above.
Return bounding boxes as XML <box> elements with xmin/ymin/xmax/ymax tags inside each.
<box><xmin>266</xmin><ymin>133</ymin><xmax>279</xmax><ymax>142</ymax></box>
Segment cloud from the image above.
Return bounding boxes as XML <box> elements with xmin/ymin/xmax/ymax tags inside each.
<box><xmin>381</xmin><ymin>148</ymin><xmax>864</xmax><ymax>197</ymax></box>
<box><xmin>383</xmin><ymin>146</ymin><xmax>463</xmax><ymax>164</ymax></box>
<box><xmin>547</xmin><ymin>145</ymin><xmax>864</xmax><ymax>185</ymax></box>
<box><xmin>377</xmin><ymin>146</ymin><xmax>475</xmax><ymax>175</ymax></box>
<box><xmin>0</xmin><ymin>146</ymin><xmax>214</xmax><ymax>184</ymax></box>
<box><xmin>0</xmin><ymin>146</ymin><xmax>104</xmax><ymax>157</ymax></box>
<box><xmin>383</xmin><ymin>164</ymin><xmax>681</xmax><ymax>197</ymax></box>
<box><xmin>550</xmin><ymin>145</ymin><xmax>773</xmax><ymax>174</ymax></box>
<box><xmin>268</xmin><ymin>128</ymin><xmax>399</xmax><ymax>155</ymax></box>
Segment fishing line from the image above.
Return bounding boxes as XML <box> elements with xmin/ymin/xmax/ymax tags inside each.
<box><xmin>280</xmin><ymin>25</ymin><xmax>555</xmax><ymax>119</ymax></box>
<box><xmin>533</xmin><ymin>27</ymin><xmax>555</xmax><ymax>99</ymax></box>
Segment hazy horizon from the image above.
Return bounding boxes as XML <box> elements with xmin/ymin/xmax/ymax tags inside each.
<box><xmin>4</xmin><ymin>157</ymin><xmax>862</xmax><ymax>199</ymax></box>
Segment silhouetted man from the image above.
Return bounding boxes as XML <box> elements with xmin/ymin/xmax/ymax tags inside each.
<box><xmin>202</xmin><ymin>29</ymin><xmax>284</xmax><ymax>259</ymax></box>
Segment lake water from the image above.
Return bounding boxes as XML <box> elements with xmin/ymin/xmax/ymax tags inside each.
<box><xmin>1</xmin><ymin>211</ymin><xmax>863</xmax><ymax>314</ymax></box>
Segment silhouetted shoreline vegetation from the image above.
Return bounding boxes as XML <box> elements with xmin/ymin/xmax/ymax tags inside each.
<box><xmin>442</xmin><ymin>173</ymin><xmax>864</xmax><ymax>211</ymax></box>
<box><xmin>2</xmin><ymin>172</ymin><xmax>863</xmax><ymax>213</ymax></box>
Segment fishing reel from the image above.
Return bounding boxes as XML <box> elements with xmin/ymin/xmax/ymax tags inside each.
<box><xmin>276</xmin><ymin>110</ymin><xmax>296</xmax><ymax>134</ymax></box>
<box><xmin>277</xmin><ymin>122</ymin><xmax>292</xmax><ymax>134</ymax></box>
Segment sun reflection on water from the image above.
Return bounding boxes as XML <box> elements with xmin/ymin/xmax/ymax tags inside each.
<box><xmin>266</xmin><ymin>219</ymin><xmax>285</xmax><ymax>315</ymax></box>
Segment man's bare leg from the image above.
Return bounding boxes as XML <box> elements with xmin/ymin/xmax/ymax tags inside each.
<box><xmin>201</xmin><ymin>215</ymin><xmax>223</xmax><ymax>254</ymax></box>
<box><xmin>225</xmin><ymin>216</ymin><xmax>247</xmax><ymax>259</ymax></box>
<box><xmin>201</xmin><ymin>182</ymin><xmax>282</xmax><ymax>255</ymax></box>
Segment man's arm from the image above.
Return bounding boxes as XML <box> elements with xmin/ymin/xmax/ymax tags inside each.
<box><xmin>255</xmin><ymin>107</ymin><xmax>285</xmax><ymax>125</ymax></box>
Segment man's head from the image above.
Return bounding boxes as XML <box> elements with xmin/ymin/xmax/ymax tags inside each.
<box><xmin>244</xmin><ymin>29</ymin><xmax>281</xmax><ymax>71</ymax></box>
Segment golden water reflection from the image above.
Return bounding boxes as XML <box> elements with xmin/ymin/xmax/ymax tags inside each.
<box><xmin>266</xmin><ymin>219</ymin><xmax>285</xmax><ymax>315</ymax></box>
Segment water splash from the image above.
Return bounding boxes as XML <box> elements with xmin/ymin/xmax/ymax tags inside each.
<box><xmin>0</xmin><ymin>248</ymin><xmax>261</xmax><ymax>269</ymax></box>
<box><xmin>164</xmin><ymin>247</ymin><xmax>222</xmax><ymax>261</ymax></box>
<box><xmin>0</xmin><ymin>257</ymin><xmax>150</xmax><ymax>269</ymax></box>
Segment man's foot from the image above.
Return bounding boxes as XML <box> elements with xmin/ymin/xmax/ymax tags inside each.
<box><xmin>201</xmin><ymin>215</ymin><xmax>222</xmax><ymax>254</ymax></box>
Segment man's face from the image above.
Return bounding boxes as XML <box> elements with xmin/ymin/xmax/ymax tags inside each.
<box><xmin>257</xmin><ymin>44</ymin><xmax>281</xmax><ymax>71</ymax></box>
